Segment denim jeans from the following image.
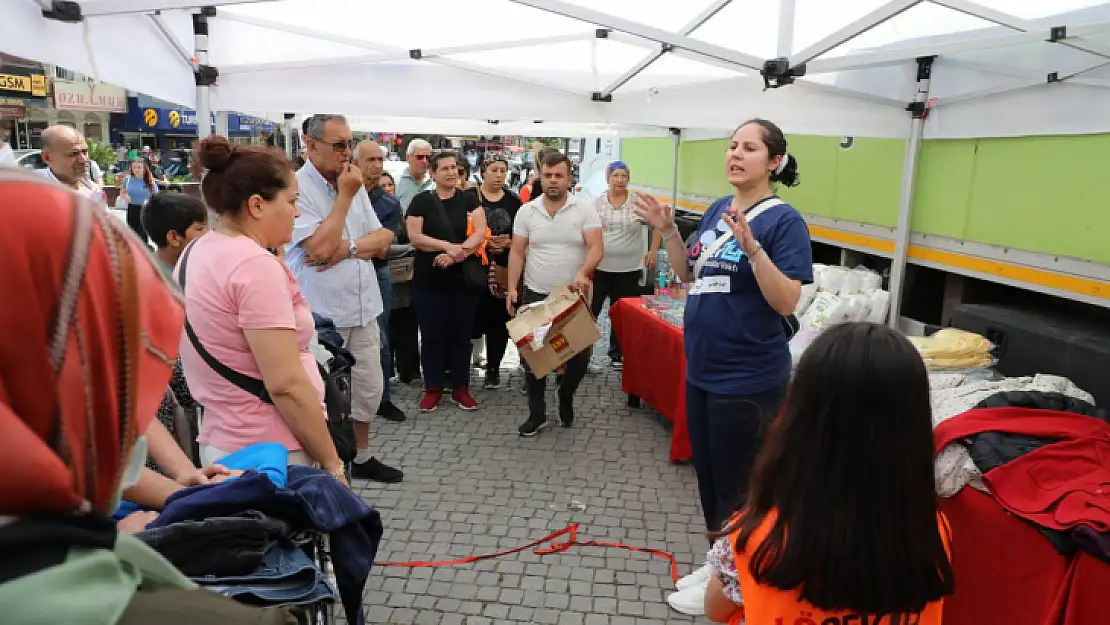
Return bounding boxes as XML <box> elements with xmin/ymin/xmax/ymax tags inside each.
<box><xmin>374</xmin><ymin>263</ymin><xmax>393</xmax><ymax>403</ymax></box>
<box><xmin>198</xmin><ymin>541</ymin><xmax>337</xmax><ymax>607</ymax></box>
<box><xmin>135</xmin><ymin>510</ymin><xmax>288</xmax><ymax>577</ymax></box>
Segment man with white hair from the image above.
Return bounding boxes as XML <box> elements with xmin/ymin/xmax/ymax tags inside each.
<box><xmin>389</xmin><ymin>138</ymin><xmax>436</xmax><ymax>385</ymax></box>
<box><xmin>394</xmin><ymin>138</ymin><xmax>434</xmax><ymax>213</ymax></box>
<box><xmin>39</xmin><ymin>125</ymin><xmax>104</xmax><ymax>203</ymax></box>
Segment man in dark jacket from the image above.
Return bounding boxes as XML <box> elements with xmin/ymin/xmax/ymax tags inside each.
<box><xmin>355</xmin><ymin>140</ymin><xmax>406</xmax><ymax>423</ymax></box>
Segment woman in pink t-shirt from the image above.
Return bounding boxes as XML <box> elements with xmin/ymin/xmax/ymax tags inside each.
<box><xmin>178</xmin><ymin>136</ymin><xmax>346</xmax><ymax>485</ymax></box>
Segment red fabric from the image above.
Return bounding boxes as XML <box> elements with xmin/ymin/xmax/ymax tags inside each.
<box><xmin>940</xmin><ymin>489</ymin><xmax>1110</xmax><ymax>625</ymax></box>
<box><xmin>986</xmin><ymin>435</ymin><xmax>1110</xmax><ymax>532</ymax></box>
<box><xmin>932</xmin><ymin>407</ymin><xmax>1110</xmax><ymax>453</ymax></box>
<box><xmin>933</xmin><ymin>407</ymin><xmax>1110</xmax><ymax>532</ymax></box>
<box><xmin>608</xmin><ymin>298</ymin><xmax>692</xmax><ymax>462</ymax></box>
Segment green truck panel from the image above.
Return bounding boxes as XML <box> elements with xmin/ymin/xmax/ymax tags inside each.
<box><xmin>621</xmin><ymin>133</ymin><xmax>1110</xmax><ymax>264</ymax></box>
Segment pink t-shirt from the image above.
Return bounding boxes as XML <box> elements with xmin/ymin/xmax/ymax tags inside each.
<box><xmin>178</xmin><ymin>232</ymin><xmax>325</xmax><ymax>453</ymax></box>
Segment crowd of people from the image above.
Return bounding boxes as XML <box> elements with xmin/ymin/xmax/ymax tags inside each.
<box><xmin>0</xmin><ymin>114</ymin><xmax>958</xmax><ymax>625</ymax></box>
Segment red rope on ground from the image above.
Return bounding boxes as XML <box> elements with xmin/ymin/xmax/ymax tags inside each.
<box><xmin>373</xmin><ymin>523</ymin><xmax>680</xmax><ymax>585</ymax></box>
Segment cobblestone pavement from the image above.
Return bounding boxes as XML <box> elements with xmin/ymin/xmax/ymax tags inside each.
<box><xmin>351</xmin><ymin>309</ymin><xmax>711</xmax><ymax>625</ymax></box>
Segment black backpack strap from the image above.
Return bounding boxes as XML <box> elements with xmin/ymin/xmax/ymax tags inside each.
<box><xmin>178</xmin><ymin>240</ymin><xmax>273</xmax><ymax>405</ymax></box>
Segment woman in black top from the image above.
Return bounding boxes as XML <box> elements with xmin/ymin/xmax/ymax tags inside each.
<box><xmin>406</xmin><ymin>152</ymin><xmax>487</xmax><ymax>413</ymax></box>
<box><xmin>469</xmin><ymin>157</ymin><xmax>523</xmax><ymax>390</ymax></box>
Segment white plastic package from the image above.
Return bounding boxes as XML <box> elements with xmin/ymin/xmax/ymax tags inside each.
<box><xmin>795</xmin><ymin>283</ymin><xmax>819</xmax><ymax>316</ymax></box>
<box><xmin>866</xmin><ymin>289</ymin><xmax>891</xmax><ymax>323</ymax></box>
<box><xmin>799</xmin><ymin>292</ymin><xmax>847</xmax><ymax>329</ymax></box>
<box><xmin>847</xmin><ymin>294</ymin><xmax>874</xmax><ymax>322</ymax></box>
<box><xmin>817</xmin><ymin>266</ymin><xmax>850</xmax><ymax>294</ymax></box>
<box><xmin>838</xmin><ymin>266</ymin><xmax>883</xmax><ymax>297</ymax></box>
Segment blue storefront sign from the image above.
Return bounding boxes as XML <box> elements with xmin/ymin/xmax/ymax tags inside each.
<box><xmin>120</xmin><ymin>97</ymin><xmax>274</xmax><ymax>136</ymax></box>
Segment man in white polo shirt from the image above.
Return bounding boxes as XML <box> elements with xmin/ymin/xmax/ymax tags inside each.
<box><xmin>507</xmin><ymin>151</ymin><xmax>604</xmax><ymax>437</ymax></box>
<box><xmin>286</xmin><ymin>114</ymin><xmax>402</xmax><ymax>484</ymax></box>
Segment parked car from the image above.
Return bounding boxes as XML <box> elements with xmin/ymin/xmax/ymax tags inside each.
<box><xmin>13</xmin><ymin>149</ymin><xmax>44</xmax><ymax>170</ymax></box>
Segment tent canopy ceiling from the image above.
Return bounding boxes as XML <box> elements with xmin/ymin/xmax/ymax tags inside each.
<box><xmin>5</xmin><ymin>0</ymin><xmax>1110</xmax><ymax>138</ymax></box>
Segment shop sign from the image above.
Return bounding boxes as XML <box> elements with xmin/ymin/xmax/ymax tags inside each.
<box><xmin>0</xmin><ymin>105</ymin><xmax>26</xmax><ymax>118</ymax></box>
<box><xmin>53</xmin><ymin>80</ymin><xmax>127</xmax><ymax>113</ymax></box>
<box><xmin>0</xmin><ymin>95</ymin><xmax>48</xmax><ymax>108</ymax></box>
<box><xmin>0</xmin><ymin>69</ymin><xmax>47</xmax><ymax>97</ymax></box>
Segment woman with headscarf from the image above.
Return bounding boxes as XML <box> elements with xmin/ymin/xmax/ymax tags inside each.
<box><xmin>591</xmin><ymin>161</ymin><xmax>656</xmax><ymax>370</ymax></box>
<box><xmin>0</xmin><ymin>169</ymin><xmax>294</xmax><ymax>624</ymax></box>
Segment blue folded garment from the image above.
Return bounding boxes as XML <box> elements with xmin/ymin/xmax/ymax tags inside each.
<box><xmin>216</xmin><ymin>442</ymin><xmax>289</xmax><ymax>487</ymax></box>
<box><xmin>198</xmin><ymin>540</ymin><xmax>337</xmax><ymax>607</ymax></box>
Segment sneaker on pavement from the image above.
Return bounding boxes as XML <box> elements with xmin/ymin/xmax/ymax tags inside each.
<box><xmin>350</xmin><ymin>457</ymin><xmax>404</xmax><ymax>483</ymax></box>
<box><xmin>377</xmin><ymin>400</ymin><xmax>407</xmax><ymax>422</ymax></box>
<box><xmin>419</xmin><ymin>388</ymin><xmax>443</xmax><ymax>412</ymax></box>
<box><xmin>666</xmin><ymin>581</ymin><xmax>707</xmax><ymax>616</ymax></box>
<box><xmin>586</xmin><ymin>363</ymin><xmax>603</xmax><ymax>375</ymax></box>
<box><xmin>675</xmin><ymin>562</ymin><xmax>713</xmax><ymax>590</ymax></box>
<box><xmin>483</xmin><ymin>372</ymin><xmax>501</xmax><ymax>390</ymax></box>
<box><xmin>451</xmin><ymin>386</ymin><xmax>479</xmax><ymax>411</ymax></box>
<box><xmin>610</xmin><ymin>357</ymin><xmax>623</xmax><ymax>371</ymax></box>
<box><xmin>518</xmin><ymin>415</ymin><xmax>549</xmax><ymax>437</ymax></box>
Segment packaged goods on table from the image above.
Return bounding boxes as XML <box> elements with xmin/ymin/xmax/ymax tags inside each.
<box><xmin>908</xmin><ymin>328</ymin><xmax>996</xmax><ymax>371</ymax></box>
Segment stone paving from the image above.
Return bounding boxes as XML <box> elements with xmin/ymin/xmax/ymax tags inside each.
<box><xmin>351</xmin><ymin>309</ymin><xmax>711</xmax><ymax>625</ymax></box>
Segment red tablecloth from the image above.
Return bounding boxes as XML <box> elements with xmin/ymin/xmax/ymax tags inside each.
<box><xmin>940</xmin><ymin>488</ymin><xmax>1110</xmax><ymax>625</ymax></box>
<box><xmin>609</xmin><ymin>298</ymin><xmax>693</xmax><ymax>462</ymax></box>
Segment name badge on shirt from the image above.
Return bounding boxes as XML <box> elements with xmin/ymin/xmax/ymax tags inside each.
<box><xmin>689</xmin><ymin>276</ymin><xmax>730</xmax><ymax>296</ymax></box>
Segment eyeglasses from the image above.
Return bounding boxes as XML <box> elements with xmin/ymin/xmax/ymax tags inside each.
<box><xmin>411</xmin><ymin>154</ymin><xmax>430</xmax><ymax>161</ymax></box>
<box><xmin>317</xmin><ymin>139</ymin><xmax>357</xmax><ymax>153</ymax></box>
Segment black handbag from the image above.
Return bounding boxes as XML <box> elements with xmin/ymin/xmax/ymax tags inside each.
<box><xmin>430</xmin><ymin>192</ymin><xmax>488</xmax><ymax>293</ymax></box>
<box><xmin>178</xmin><ymin>241</ymin><xmax>356</xmax><ymax>463</ymax></box>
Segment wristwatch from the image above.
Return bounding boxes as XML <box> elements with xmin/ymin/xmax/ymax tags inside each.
<box><xmin>347</xmin><ymin>239</ymin><xmax>358</xmax><ymax>259</ymax></box>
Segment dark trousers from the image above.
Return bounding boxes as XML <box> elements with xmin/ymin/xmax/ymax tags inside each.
<box><xmin>589</xmin><ymin>269</ymin><xmax>643</xmax><ymax>360</ymax></box>
<box><xmin>521</xmin><ymin>288</ymin><xmax>591</xmax><ymax>420</ymax></box>
<box><xmin>389</xmin><ymin>304</ymin><xmax>421</xmax><ymax>383</ymax></box>
<box><xmin>686</xmin><ymin>381</ymin><xmax>787</xmax><ymax>532</ymax></box>
<box><xmin>374</xmin><ymin>264</ymin><xmax>393</xmax><ymax>403</ymax></box>
<box><xmin>473</xmin><ymin>291</ymin><xmax>512</xmax><ymax>374</ymax></box>
<box><xmin>413</xmin><ymin>283</ymin><xmax>480</xmax><ymax>390</ymax></box>
<box><xmin>126</xmin><ymin>203</ymin><xmax>148</xmax><ymax>244</ymax></box>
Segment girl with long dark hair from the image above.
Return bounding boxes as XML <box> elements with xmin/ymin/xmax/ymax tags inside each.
<box><xmin>703</xmin><ymin>322</ymin><xmax>955</xmax><ymax>624</ymax></box>
<box><xmin>120</xmin><ymin>157</ymin><xmax>159</xmax><ymax>243</ymax></box>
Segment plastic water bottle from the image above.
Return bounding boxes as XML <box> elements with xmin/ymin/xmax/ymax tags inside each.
<box><xmin>656</xmin><ymin>249</ymin><xmax>672</xmax><ymax>295</ymax></box>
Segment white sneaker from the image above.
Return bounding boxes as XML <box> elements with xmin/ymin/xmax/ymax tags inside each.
<box><xmin>675</xmin><ymin>562</ymin><xmax>713</xmax><ymax>590</ymax></box>
<box><xmin>666</xmin><ymin>582</ymin><xmax>707</xmax><ymax>616</ymax></box>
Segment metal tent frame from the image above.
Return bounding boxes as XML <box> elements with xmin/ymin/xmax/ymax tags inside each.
<box><xmin>21</xmin><ymin>0</ymin><xmax>1110</xmax><ymax>326</ymax></box>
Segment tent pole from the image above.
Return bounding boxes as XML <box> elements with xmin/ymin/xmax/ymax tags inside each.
<box><xmin>777</xmin><ymin>0</ymin><xmax>796</xmax><ymax>57</ymax></box>
<box><xmin>887</xmin><ymin>56</ymin><xmax>934</xmax><ymax>329</ymax></box>
<box><xmin>669</xmin><ymin>128</ymin><xmax>680</xmax><ymax>214</ymax></box>
<box><xmin>193</xmin><ymin>10</ymin><xmax>212</xmax><ymax>140</ymax></box>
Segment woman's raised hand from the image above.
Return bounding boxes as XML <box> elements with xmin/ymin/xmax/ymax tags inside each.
<box><xmin>632</xmin><ymin>192</ymin><xmax>674</xmax><ymax>232</ymax></box>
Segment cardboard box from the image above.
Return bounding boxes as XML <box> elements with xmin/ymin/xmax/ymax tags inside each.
<box><xmin>507</xmin><ymin>286</ymin><xmax>600</xmax><ymax>378</ymax></box>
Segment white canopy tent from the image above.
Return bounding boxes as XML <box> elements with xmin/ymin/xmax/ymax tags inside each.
<box><xmin>6</xmin><ymin>0</ymin><xmax>1110</xmax><ymax>324</ymax></box>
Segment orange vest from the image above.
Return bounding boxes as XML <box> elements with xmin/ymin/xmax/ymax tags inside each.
<box><xmin>727</xmin><ymin>513</ymin><xmax>948</xmax><ymax>625</ymax></box>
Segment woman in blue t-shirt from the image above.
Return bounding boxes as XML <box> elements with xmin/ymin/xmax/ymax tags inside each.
<box><xmin>634</xmin><ymin>119</ymin><xmax>813</xmax><ymax>534</ymax></box>
<box><xmin>119</xmin><ymin>158</ymin><xmax>159</xmax><ymax>244</ymax></box>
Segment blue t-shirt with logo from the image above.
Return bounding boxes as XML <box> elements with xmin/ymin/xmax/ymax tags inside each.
<box><xmin>683</xmin><ymin>195</ymin><xmax>813</xmax><ymax>396</ymax></box>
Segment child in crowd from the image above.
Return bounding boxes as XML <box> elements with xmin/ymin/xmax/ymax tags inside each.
<box><xmin>704</xmin><ymin>322</ymin><xmax>954</xmax><ymax>625</ymax></box>
<box><xmin>141</xmin><ymin>191</ymin><xmax>209</xmax><ymax>275</ymax></box>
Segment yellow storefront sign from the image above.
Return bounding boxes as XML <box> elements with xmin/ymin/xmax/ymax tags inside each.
<box><xmin>0</xmin><ymin>73</ymin><xmax>47</xmax><ymax>97</ymax></box>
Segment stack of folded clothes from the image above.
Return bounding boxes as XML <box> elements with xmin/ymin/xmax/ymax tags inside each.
<box><xmin>136</xmin><ymin>510</ymin><xmax>337</xmax><ymax>608</ymax></box>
